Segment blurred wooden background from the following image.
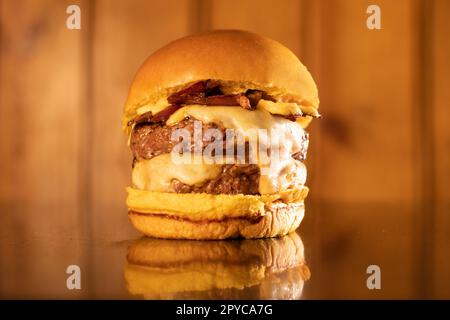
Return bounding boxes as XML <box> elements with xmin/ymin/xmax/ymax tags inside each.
<box><xmin>0</xmin><ymin>0</ymin><xmax>449</xmax><ymax>298</ymax></box>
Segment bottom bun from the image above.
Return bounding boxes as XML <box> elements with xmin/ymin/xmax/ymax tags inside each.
<box><xmin>128</xmin><ymin>201</ymin><xmax>305</xmax><ymax>240</ymax></box>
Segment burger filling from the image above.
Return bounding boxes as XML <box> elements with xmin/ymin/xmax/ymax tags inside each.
<box><xmin>128</xmin><ymin>80</ymin><xmax>312</xmax><ymax>196</ymax></box>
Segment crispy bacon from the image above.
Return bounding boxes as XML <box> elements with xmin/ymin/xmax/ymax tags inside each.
<box><xmin>172</xmin><ymin>80</ymin><xmax>208</xmax><ymax>97</ymax></box>
<box><xmin>151</xmin><ymin>104</ymin><xmax>182</xmax><ymax>122</ymax></box>
<box><xmin>168</xmin><ymin>80</ymin><xmax>220</xmax><ymax>104</ymax></box>
<box><xmin>169</xmin><ymin>93</ymin><xmax>251</xmax><ymax>109</ymax></box>
<box><xmin>129</xmin><ymin>81</ymin><xmax>281</xmax><ymax>126</ymax></box>
<box><xmin>246</xmin><ymin>90</ymin><xmax>276</xmax><ymax>107</ymax></box>
<box><xmin>130</xmin><ymin>104</ymin><xmax>182</xmax><ymax>126</ymax></box>
<box><xmin>168</xmin><ymin>80</ymin><xmax>255</xmax><ymax>109</ymax></box>
<box><xmin>129</xmin><ymin>111</ymin><xmax>152</xmax><ymax>126</ymax></box>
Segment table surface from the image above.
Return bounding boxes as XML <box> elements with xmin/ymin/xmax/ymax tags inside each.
<box><xmin>1</xmin><ymin>202</ymin><xmax>449</xmax><ymax>300</ymax></box>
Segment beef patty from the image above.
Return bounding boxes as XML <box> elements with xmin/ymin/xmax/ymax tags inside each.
<box><xmin>130</xmin><ymin>118</ymin><xmax>308</xmax><ymax>195</ymax></box>
<box><xmin>130</xmin><ymin>118</ymin><xmax>308</xmax><ymax>162</ymax></box>
<box><xmin>171</xmin><ymin>164</ymin><xmax>260</xmax><ymax>195</ymax></box>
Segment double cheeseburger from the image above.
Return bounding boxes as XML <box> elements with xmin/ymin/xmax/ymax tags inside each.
<box><xmin>124</xmin><ymin>233</ymin><xmax>310</xmax><ymax>299</ymax></box>
<box><xmin>123</xmin><ymin>30</ymin><xmax>320</xmax><ymax>239</ymax></box>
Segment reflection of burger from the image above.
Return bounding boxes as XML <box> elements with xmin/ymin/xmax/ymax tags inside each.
<box><xmin>124</xmin><ymin>233</ymin><xmax>310</xmax><ymax>299</ymax></box>
<box><xmin>123</xmin><ymin>30</ymin><xmax>320</xmax><ymax>239</ymax></box>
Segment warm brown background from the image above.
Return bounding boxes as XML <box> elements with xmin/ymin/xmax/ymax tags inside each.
<box><xmin>0</xmin><ymin>0</ymin><xmax>449</xmax><ymax>299</ymax></box>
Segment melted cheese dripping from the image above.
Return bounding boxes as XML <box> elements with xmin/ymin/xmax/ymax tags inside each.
<box><xmin>132</xmin><ymin>105</ymin><xmax>308</xmax><ymax>194</ymax></box>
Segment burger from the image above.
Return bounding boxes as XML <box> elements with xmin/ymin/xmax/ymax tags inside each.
<box><xmin>123</xmin><ymin>30</ymin><xmax>320</xmax><ymax>239</ymax></box>
<box><xmin>124</xmin><ymin>232</ymin><xmax>310</xmax><ymax>299</ymax></box>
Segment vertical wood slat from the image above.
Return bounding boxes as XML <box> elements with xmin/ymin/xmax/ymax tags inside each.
<box><xmin>412</xmin><ymin>0</ymin><xmax>435</xmax><ymax>299</ymax></box>
<box><xmin>432</xmin><ymin>0</ymin><xmax>450</xmax><ymax>299</ymax></box>
<box><xmin>209</xmin><ymin>0</ymin><xmax>304</xmax><ymax>56</ymax></box>
<box><xmin>312</xmin><ymin>0</ymin><xmax>417</xmax><ymax>206</ymax></box>
<box><xmin>88</xmin><ymin>0</ymin><xmax>192</xmax><ymax>297</ymax></box>
<box><xmin>0</xmin><ymin>0</ymin><xmax>86</xmax><ymax>298</ymax></box>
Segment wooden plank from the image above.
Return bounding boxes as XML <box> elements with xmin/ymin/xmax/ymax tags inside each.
<box><xmin>432</xmin><ymin>0</ymin><xmax>450</xmax><ymax>299</ymax></box>
<box><xmin>89</xmin><ymin>0</ymin><xmax>192</xmax><ymax>297</ymax></box>
<box><xmin>310</xmin><ymin>0</ymin><xmax>417</xmax><ymax>205</ymax></box>
<box><xmin>0</xmin><ymin>0</ymin><xmax>86</xmax><ymax>298</ymax></box>
<box><xmin>210</xmin><ymin>0</ymin><xmax>304</xmax><ymax>56</ymax></box>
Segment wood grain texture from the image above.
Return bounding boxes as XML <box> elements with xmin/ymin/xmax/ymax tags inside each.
<box><xmin>310</xmin><ymin>0</ymin><xmax>417</xmax><ymax>206</ymax></box>
<box><xmin>0</xmin><ymin>0</ymin><xmax>86</xmax><ymax>298</ymax></box>
<box><xmin>432</xmin><ymin>0</ymin><xmax>450</xmax><ymax>299</ymax></box>
<box><xmin>209</xmin><ymin>0</ymin><xmax>304</xmax><ymax>56</ymax></box>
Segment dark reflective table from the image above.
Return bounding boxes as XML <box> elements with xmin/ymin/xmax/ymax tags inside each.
<box><xmin>1</xmin><ymin>203</ymin><xmax>449</xmax><ymax>299</ymax></box>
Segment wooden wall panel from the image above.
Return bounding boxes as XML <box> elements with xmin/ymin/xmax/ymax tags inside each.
<box><xmin>210</xmin><ymin>0</ymin><xmax>304</xmax><ymax>56</ymax></box>
<box><xmin>432</xmin><ymin>0</ymin><xmax>450</xmax><ymax>299</ymax></box>
<box><xmin>0</xmin><ymin>0</ymin><xmax>86</xmax><ymax>298</ymax></box>
<box><xmin>310</xmin><ymin>0</ymin><xmax>417</xmax><ymax>205</ymax></box>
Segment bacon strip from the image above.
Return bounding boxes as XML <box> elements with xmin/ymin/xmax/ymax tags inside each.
<box><xmin>130</xmin><ymin>104</ymin><xmax>182</xmax><ymax>126</ymax></box>
<box><xmin>151</xmin><ymin>105</ymin><xmax>182</xmax><ymax>122</ymax></box>
<box><xmin>168</xmin><ymin>80</ymin><xmax>254</xmax><ymax>109</ymax></box>
<box><xmin>167</xmin><ymin>80</ymin><xmax>220</xmax><ymax>103</ymax></box>
<box><xmin>245</xmin><ymin>90</ymin><xmax>276</xmax><ymax>107</ymax></box>
<box><xmin>169</xmin><ymin>93</ymin><xmax>252</xmax><ymax>109</ymax></box>
<box><xmin>129</xmin><ymin>81</ymin><xmax>281</xmax><ymax>126</ymax></box>
<box><xmin>172</xmin><ymin>80</ymin><xmax>208</xmax><ymax>97</ymax></box>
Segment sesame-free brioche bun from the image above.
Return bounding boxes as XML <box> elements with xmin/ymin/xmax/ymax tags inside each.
<box><xmin>122</xmin><ymin>29</ymin><xmax>319</xmax><ymax>128</ymax></box>
<box><xmin>128</xmin><ymin>201</ymin><xmax>304</xmax><ymax>240</ymax></box>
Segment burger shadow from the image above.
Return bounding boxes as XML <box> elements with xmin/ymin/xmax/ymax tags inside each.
<box><xmin>123</xmin><ymin>233</ymin><xmax>310</xmax><ymax>300</ymax></box>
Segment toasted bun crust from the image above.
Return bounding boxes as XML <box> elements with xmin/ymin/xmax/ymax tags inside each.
<box><xmin>128</xmin><ymin>201</ymin><xmax>304</xmax><ymax>240</ymax></box>
<box><xmin>123</xmin><ymin>30</ymin><xmax>319</xmax><ymax>127</ymax></box>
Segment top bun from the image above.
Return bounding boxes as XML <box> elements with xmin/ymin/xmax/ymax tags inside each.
<box><xmin>123</xmin><ymin>30</ymin><xmax>319</xmax><ymax>128</ymax></box>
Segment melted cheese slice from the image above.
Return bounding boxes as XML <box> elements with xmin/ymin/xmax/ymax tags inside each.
<box><xmin>259</xmin><ymin>159</ymin><xmax>306</xmax><ymax>195</ymax></box>
<box><xmin>257</xmin><ymin>100</ymin><xmax>321</xmax><ymax>118</ymax></box>
<box><xmin>132</xmin><ymin>154</ymin><xmax>222</xmax><ymax>192</ymax></box>
<box><xmin>257</xmin><ymin>100</ymin><xmax>303</xmax><ymax>116</ymax></box>
<box><xmin>132</xmin><ymin>153</ymin><xmax>306</xmax><ymax>195</ymax></box>
<box><xmin>165</xmin><ymin>105</ymin><xmax>307</xmax><ymax>194</ymax></box>
<box><xmin>136</xmin><ymin>98</ymin><xmax>170</xmax><ymax>115</ymax></box>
